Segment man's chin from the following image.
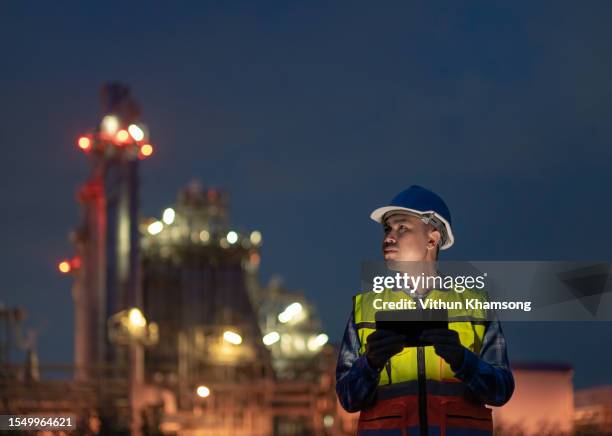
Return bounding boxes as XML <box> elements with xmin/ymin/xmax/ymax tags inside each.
<box><xmin>383</xmin><ymin>252</ymin><xmax>398</xmax><ymax>260</ymax></box>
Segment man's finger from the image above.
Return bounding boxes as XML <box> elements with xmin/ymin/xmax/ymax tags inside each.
<box><xmin>431</xmin><ymin>348</ymin><xmax>453</xmax><ymax>361</ymax></box>
<box><xmin>368</xmin><ymin>333</ymin><xmax>407</xmax><ymax>346</ymax></box>
<box><xmin>432</xmin><ymin>344</ymin><xmax>454</xmax><ymax>354</ymax></box>
<box><xmin>373</xmin><ymin>345</ymin><xmax>406</xmax><ymax>359</ymax></box>
<box><xmin>368</xmin><ymin>337</ymin><xmax>407</xmax><ymax>352</ymax></box>
<box><xmin>366</xmin><ymin>330</ymin><xmax>385</xmax><ymax>342</ymax></box>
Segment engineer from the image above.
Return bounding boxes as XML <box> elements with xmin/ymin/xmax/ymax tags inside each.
<box><xmin>335</xmin><ymin>185</ymin><xmax>514</xmax><ymax>435</ymax></box>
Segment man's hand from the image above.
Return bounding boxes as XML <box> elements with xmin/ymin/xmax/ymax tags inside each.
<box><xmin>420</xmin><ymin>328</ymin><xmax>466</xmax><ymax>371</ymax></box>
<box><xmin>365</xmin><ymin>329</ymin><xmax>407</xmax><ymax>371</ymax></box>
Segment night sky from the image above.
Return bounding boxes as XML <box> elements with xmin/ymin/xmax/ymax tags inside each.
<box><xmin>2</xmin><ymin>2</ymin><xmax>611</xmax><ymax>388</ymax></box>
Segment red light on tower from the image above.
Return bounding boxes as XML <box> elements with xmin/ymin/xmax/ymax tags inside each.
<box><xmin>116</xmin><ymin>129</ymin><xmax>130</xmax><ymax>143</ymax></box>
<box><xmin>71</xmin><ymin>256</ymin><xmax>82</xmax><ymax>269</ymax></box>
<box><xmin>58</xmin><ymin>260</ymin><xmax>71</xmax><ymax>274</ymax></box>
<box><xmin>139</xmin><ymin>144</ymin><xmax>153</xmax><ymax>159</ymax></box>
<box><xmin>78</xmin><ymin>136</ymin><xmax>91</xmax><ymax>151</ymax></box>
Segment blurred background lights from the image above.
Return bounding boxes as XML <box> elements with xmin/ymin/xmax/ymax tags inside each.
<box><xmin>280</xmin><ymin>334</ymin><xmax>293</xmax><ymax>354</ymax></box>
<box><xmin>293</xmin><ymin>335</ymin><xmax>305</xmax><ymax>351</ymax></box>
<box><xmin>278</xmin><ymin>302</ymin><xmax>303</xmax><ymax>323</ymax></box>
<box><xmin>223</xmin><ymin>330</ymin><xmax>242</xmax><ymax>345</ymax></box>
<box><xmin>128</xmin><ymin>124</ymin><xmax>144</xmax><ymax>141</ymax></box>
<box><xmin>58</xmin><ymin>260</ymin><xmax>71</xmax><ymax>274</ymax></box>
<box><xmin>226</xmin><ymin>231</ymin><xmax>238</xmax><ymax>244</ymax></box>
<box><xmin>77</xmin><ymin>136</ymin><xmax>91</xmax><ymax>151</ymax></box>
<box><xmin>128</xmin><ymin>308</ymin><xmax>146</xmax><ymax>328</ymax></box>
<box><xmin>196</xmin><ymin>385</ymin><xmax>210</xmax><ymax>398</ymax></box>
<box><xmin>249</xmin><ymin>252</ymin><xmax>260</xmax><ymax>266</ymax></box>
<box><xmin>314</xmin><ymin>333</ymin><xmax>328</xmax><ymax>347</ymax></box>
<box><xmin>162</xmin><ymin>208</ymin><xmax>175</xmax><ymax>225</ymax></box>
<box><xmin>116</xmin><ymin>129</ymin><xmax>130</xmax><ymax>142</ymax></box>
<box><xmin>101</xmin><ymin>115</ymin><xmax>119</xmax><ymax>135</ymax></box>
<box><xmin>262</xmin><ymin>331</ymin><xmax>280</xmax><ymax>346</ymax></box>
<box><xmin>249</xmin><ymin>230</ymin><xmax>262</xmax><ymax>245</ymax></box>
<box><xmin>307</xmin><ymin>333</ymin><xmax>329</xmax><ymax>351</ymax></box>
<box><xmin>140</xmin><ymin>144</ymin><xmax>153</xmax><ymax>157</ymax></box>
<box><xmin>147</xmin><ymin>221</ymin><xmax>163</xmax><ymax>235</ymax></box>
<box><xmin>199</xmin><ymin>230</ymin><xmax>210</xmax><ymax>243</ymax></box>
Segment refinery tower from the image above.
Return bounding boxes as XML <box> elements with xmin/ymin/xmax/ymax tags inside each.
<box><xmin>62</xmin><ymin>84</ymin><xmax>341</xmax><ymax>435</ymax></box>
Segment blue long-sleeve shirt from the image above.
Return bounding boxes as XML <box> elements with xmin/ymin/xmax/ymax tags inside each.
<box><xmin>335</xmin><ymin>310</ymin><xmax>515</xmax><ymax>413</ymax></box>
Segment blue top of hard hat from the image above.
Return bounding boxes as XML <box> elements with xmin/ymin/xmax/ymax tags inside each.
<box><xmin>389</xmin><ymin>185</ymin><xmax>451</xmax><ymax>225</ymax></box>
<box><xmin>370</xmin><ymin>185</ymin><xmax>454</xmax><ymax>250</ymax></box>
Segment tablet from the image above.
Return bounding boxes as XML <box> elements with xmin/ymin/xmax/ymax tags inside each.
<box><xmin>375</xmin><ymin>308</ymin><xmax>449</xmax><ymax>347</ymax></box>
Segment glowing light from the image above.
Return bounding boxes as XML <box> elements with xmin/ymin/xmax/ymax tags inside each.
<box><xmin>128</xmin><ymin>124</ymin><xmax>144</xmax><ymax>141</ymax></box>
<box><xmin>196</xmin><ymin>385</ymin><xmax>210</xmax><ymax>398</ymax></box>
<box><xmin>101</xmin><ymin>115</ymin><xmax>119</xmax><ymax>135</ymax></box>
<box><xmin>71</xmin><ymin>257</ymin><xmax>82</xmax><ymax>269</ymax></box>
<box><xmin>219</xmin><ymin>238</ymin><xmax>230</xmax><ymax>249</ymax></box>
<box><xmin>307</xmin><ymin>333</ymin><xmax>329</xmax><ymax>351</ymax></box>
<box><xmin>223</xmin><ymin>330</ymin><xmax>242</xmax><ymax>345</ymax></box>
<box><xmin>147</xmin><ymin>221</ymin><xmax>163</xmax><ymax>235</ymax></box>
<box><xmin>149</xmin><ymin>322</ymin><xmax>159</xmax><ymax>340</ymax></box>
<box><xmin>162</xmin><ymin>208</ymin><xmax>175</xmax><ymax>225</ymax></box>
<box><xmin>278</xmin><ymin>302</ymin><xmax>303</xmax><ymax>323</ymax></box>
<box><xmin>293</xmin><ymin>335</ymin><xmax>306</xmax><ymax>351</ymax></box>
<box><xmin>128</xmin><ymin>308</ymin><xmax>146</xmax><ymax>328</ymax></box>
<box><xmin>314</xmin><ymin>333</ymin><xmax>328</xmax><ymax>347</ymax></box>
<box><xmin>116</xmin><ymin>129</ymin><xmax>130</xmax><ymax>143</ymax></box>
<box><xmin>323</xmin><ymin>415</ymin><xmax>334</xmax><ymax>428</ymax></box>
<box><xmin>226</xmin><ymin>231</ymin><xmax>238</xmax><ymax>244</ymax></box>
<box><xmin>58</xmin><ymin>261</ymin><xmax>71</xmax><ymax>274</ymax></box>
<box><xmin>249</xmin><ymin>252</ymin><xmax>260</xmax><ymax>266</ymax></box>
<box><xmin>262</xmin><ymin>331</ymin><xmax>280</xmax><ymax>346</ymax></box>
<box><xmin>139</xmin><ymin>144</ymin><xmax>153</xmax><ymax>157</ymax></box>
<box><xmin>199</xmin><ymin>230</ymin><xmax>210</xmax><ymax>243</ymax></box>
<box><xmin>250</xmin><ymin>230</ymin><xmax>262</xmax><ymax>245</ymax></box>
<box><xmin>78</xmin><ymin>136</ymin><xmax>91</xmax><ymax>151</ymax></box>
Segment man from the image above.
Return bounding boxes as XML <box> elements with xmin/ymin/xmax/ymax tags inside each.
<box><xmin>336</xmin><ymin>185</ymin><xmax>514</xmax><ymax>435</ymax></box>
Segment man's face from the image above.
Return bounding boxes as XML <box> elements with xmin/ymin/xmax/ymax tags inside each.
<box><xmin>382</xmin><ymin>212</ymin><xmax>433</xmax><ymax>261</ymax></box>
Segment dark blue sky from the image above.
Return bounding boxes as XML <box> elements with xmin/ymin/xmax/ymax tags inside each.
<box><xmin>1</xmin><ymin>2</ymin><xmax>611</xmax><ymax>388</ymax></box>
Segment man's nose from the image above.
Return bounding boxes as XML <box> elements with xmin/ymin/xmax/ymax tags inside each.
<box><xmin>383</xmin><ymin>232</ymin><xmax>396</xmax><ymax>245</ymax></box>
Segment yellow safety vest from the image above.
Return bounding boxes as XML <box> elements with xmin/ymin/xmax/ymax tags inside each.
<box><xmin>353</xmin><ymin>287</ymin><xmax>493</xmax><ymax>435</ymax></box>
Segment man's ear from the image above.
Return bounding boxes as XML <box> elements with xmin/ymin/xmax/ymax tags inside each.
<box><xmin>427</xmin><ymin>225</ymin><xmax>441</xmax><ymax>249</ymax></box>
